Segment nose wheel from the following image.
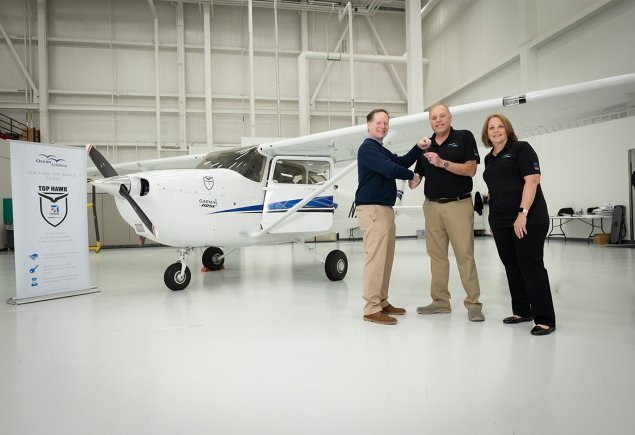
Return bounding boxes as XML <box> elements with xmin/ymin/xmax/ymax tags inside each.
<box><xmin>164</xmin><ymin>248</ymin><xmax>192</xmax><ymax>291</ymax></box>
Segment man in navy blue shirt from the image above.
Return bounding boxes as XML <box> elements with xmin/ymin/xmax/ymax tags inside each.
<box><xmin>355</xmin><ymin>108</ymin><xmax>421</xmax><ymax>325</ymax></box>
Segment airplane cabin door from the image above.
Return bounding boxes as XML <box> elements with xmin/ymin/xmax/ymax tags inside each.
<box><xmin>262</xmin><ymin>157</ymin><xmax>335</xmax><ymax>233</ymax></box>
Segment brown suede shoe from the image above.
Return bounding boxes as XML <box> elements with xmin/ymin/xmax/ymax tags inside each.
<box><xmin>382</xmin><ymin>304</ymin><xmax>406</xmax><ymax>315</ymax></box>
<box><xmin>363</xmin><ymin>311</ymin><xmax>397</xmax><ymax>325</ymax></box>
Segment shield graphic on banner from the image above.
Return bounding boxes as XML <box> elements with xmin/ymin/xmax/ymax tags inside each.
<box><xmin>38</xmin><ymin>193</ymin><xmax>69</xmax><ymax>227</ymax></box>
<box><xmin>203</xmin><ymin>176</ymin><xmax>214</xmax><ymax>190</ymax></box>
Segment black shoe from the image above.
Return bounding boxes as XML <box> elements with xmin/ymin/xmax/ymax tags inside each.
<box><xmin>502</xmin><ymin>315</ymin><xmax>533</xmax><ymax>324</ymax></box>
<box><xmin>530</xmin><ymin>325</ymin><xmax>556</xmax><ymax>336</ymax></box>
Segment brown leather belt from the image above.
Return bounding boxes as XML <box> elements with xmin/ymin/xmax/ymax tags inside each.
<box><xmin>426</xmin><ymin>192</ymin><xmax>472</xmax><ymax>204</ymax></box>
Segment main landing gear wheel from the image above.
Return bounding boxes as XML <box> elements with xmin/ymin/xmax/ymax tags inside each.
<box><xmin>325</xmin><ymin>249</ymin><xmax>347</xmax><ymax>281</ymax></box>
<box><xmin>164</xmin><ymin>262</ymin><xmax>191</xmax><ymax>291</ymax></box>
<box><xmin>202</xmin><ymin>246</ymin><xmax>225</xmax><ymax>270</ymax></box>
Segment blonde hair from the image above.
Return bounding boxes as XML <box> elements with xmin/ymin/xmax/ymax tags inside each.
<box><xmin>481</xmin><ymin>113</ymin><xmax>518</xmax><ymax>148</ymax></box>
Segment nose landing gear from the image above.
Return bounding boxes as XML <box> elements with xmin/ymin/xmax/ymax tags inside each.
<box><xmin>164</xmin><ymin>248</ymin><xmax>192</xmax><ymax>291</ymax></box>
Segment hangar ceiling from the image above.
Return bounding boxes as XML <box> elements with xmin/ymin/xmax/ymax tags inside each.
<box><xmin>154</xmin><ymin>0</ymin><xmax>411</xmax><ymax>15</ymax></box>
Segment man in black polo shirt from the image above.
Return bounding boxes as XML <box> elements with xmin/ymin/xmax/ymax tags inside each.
<box><xmin>410</xmin><ymin>103</ymin><xmax>484</xmax><ymax>322</ymax></box>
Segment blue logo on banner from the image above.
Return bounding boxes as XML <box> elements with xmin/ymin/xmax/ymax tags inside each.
<box><xmin>36</xmin><ymin>154</ymin><xmax>68</xmax><ymax>168</ymax></box>
<box><xmin>38</xmin><ymin>192</ymin><xmax>69</xmax><ymax>227</ymax></box>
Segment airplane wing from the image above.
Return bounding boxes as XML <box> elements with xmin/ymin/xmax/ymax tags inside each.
<box><xmin>448</xmin><ymin>73</ymin><xmax>635</xmax><ymax>140</ymax></box>
<box><xmin>86</xmin><ymin>152</ymin><xmax>208</xmax><ymax>180</ymax></box>
<box><xmin>87</xmin><ymin>73</ymin><xmax>635</xmax><ymax>176</ymax></box>
<box><xmin>258</xmin><ymin>72</ymin><xmax>635</xmax><ymax>163</ymax></box>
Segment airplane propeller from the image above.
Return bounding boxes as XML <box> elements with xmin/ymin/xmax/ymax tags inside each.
<box><xmin>87</xmin><ymin>143</ymin><xmax>119</xmax><ymax>178</ymax></box>
<box><xmin>87</xmin><ymin>144</ymin><xmax>158</xmax><ymax>237</ymax></box>
<box><xmin>117</xmin><ymin>184</ymin><xmax>157</xmax><ymax>237</ymax></box>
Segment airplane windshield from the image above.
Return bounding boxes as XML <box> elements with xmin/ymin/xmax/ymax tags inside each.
<box><xmin>197</xmin><ymin>146</ymin><xmax>265</xmax><ymax>182</ymax></box>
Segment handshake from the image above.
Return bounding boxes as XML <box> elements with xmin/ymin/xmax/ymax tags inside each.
<box><xmin>409</xmin><ymin>172</ymin><xmax>421</xmax><ymax>190</ymax></box>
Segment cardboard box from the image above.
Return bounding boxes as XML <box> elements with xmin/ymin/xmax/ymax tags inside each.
<box><xmin>592</xmin><ymin>234</ymin><xmax>609</xmax><ymax>244</ymax></box>
<box><xmin>20</xmin><ymin>128</ymin><xmax>40</xmax><ymax>142</ymax></box>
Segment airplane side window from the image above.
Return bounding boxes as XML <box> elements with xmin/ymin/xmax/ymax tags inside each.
<box><xmin>271</xmin><ymin>159</ymin><xmax>330</xmax><ymax>185</ymax></box>
<box><xmin>308</xmin><ymin>171</ymin><xmax>326</xmax><ymax>185</ymax></box>
<box><xmin>273</xmin><ymin>161</ymin><xmax>303</xmax><ymax>184</ymax></box>
<box><xmin>307</xmin><ymin>161</ymin><xmax>330</xmax><ymax>184</ymax></box>
<box><xmin>272</xmin><ymin>163</ymin><xmax>286</xmax><ymax>183</ymax></box>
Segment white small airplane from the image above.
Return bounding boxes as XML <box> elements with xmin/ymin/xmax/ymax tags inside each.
<box><xmin>87</xmin><ymin>73</ymin><xmax>635</xmax><ymax>291</ymax></box>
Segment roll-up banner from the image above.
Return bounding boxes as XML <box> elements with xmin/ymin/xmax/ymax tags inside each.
<box><xmin>7</xmin><ymin>141</ymin><xmax>97</xmax><ymax>304</ymax></box>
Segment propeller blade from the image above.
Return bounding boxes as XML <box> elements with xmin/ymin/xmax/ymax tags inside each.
<box><xmin>87</xmin><ymin>144</ymin><xmax>119</xmax><ymax>178</ymax></box>
<box><xmin>118</xmin><ymin>184</ymin><xmax>157</xmax><ymax>237</ymax></box>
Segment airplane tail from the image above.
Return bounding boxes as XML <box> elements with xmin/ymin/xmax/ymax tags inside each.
<box><xmin>86</xmin><ymin>144</ymin><xmax>158</xmax><ymax>237</ymax></box>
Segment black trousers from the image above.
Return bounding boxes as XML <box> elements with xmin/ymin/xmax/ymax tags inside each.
<box><xmin>491</xmin><ymin>223</ymin><xmax>556</xmax><ymax>327</ymax></box>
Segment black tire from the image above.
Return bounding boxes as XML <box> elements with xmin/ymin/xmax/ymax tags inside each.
<box><xmin>325</xmin><ymin>250</ymin><xmax>347</xmax><ymax>281</ymax></box>
<box><xmin>202</xmin><ymin>246</ymin><xmax>225</xmax><ymax>271</ymax></box>
<box><xmin>164</xmin><ymin>262</ymin><xmax>191</xmax><ymax>291</ymax></box>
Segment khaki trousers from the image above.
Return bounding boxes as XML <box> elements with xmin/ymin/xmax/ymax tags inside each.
<box><xmin>356</xmin><ymin>205</ymin><xmax>396</xmax><ymax>315</ymax></box>
<box><xmin>423</xmin><ymin>197</ymin><xmax>482</xmax><ymax>309</ymax></box>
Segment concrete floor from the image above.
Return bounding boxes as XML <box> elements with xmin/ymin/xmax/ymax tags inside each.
<box><xmin>0</xmin><ymin>237</ymin><xmax>634</xmax><ymax>435</ymax></box>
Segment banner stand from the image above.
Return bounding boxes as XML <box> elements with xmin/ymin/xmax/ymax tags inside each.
<box><xmin>6</xmin><ymin>286</ymin><xmax>100</xmax><ymax>305</ymax></box>
<box><xmin>9</xmin><ymin>141</ymin><xmax>94</xmax><ymax>302</ymax></box>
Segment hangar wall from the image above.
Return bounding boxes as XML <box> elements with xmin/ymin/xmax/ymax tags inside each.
<box><xmin>417</xmin><ymin>0</ymin><xmax>635</xmax><ymax>239</ymax></box>
<box><xmin>0</xmin><ymin>0</ymin><xmax>408</xmax><ymax>161</ymax></box>
<box><xmin>1</xmin><ymin>0</ymin><xmax>634</xmax><ymax>241</ymax></box>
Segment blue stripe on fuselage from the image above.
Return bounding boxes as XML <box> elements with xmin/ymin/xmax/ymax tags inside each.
<box><xmin>210</xmin><ymin>195</ymin><xmax>336</xmax><ymax>214</ymax></box>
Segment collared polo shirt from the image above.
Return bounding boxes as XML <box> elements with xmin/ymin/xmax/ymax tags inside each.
<box><xmin>414</xmin><ymin>127</ymin><xmax>480</xmax><ymax>198</ymax></box>
<box><xmin>483</xmin><ymin>139</ymin><xmax>549</xmax><ymax>227</ymax></box>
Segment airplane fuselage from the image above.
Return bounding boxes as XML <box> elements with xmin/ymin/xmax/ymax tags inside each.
<box><xmin>101</xmin><ymin>168</ymin><xmax>357</xmax><ymax>248</ymax></box>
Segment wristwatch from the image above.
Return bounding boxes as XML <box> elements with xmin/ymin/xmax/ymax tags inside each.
<box><xmin>443</xmin><ymin>161</ymin><xmax>449</xmax><ymax>169</ymax></box>
<box><xmin>518</xmin><ymin>208</ymin><xmax>529</xmax><ymax>215</ymax></box>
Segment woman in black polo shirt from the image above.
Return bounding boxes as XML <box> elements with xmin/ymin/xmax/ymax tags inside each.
<box><xmin>481</xmin><ymin>113</ymin><xmax>556</xmax><ymax>336</ymax></box>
